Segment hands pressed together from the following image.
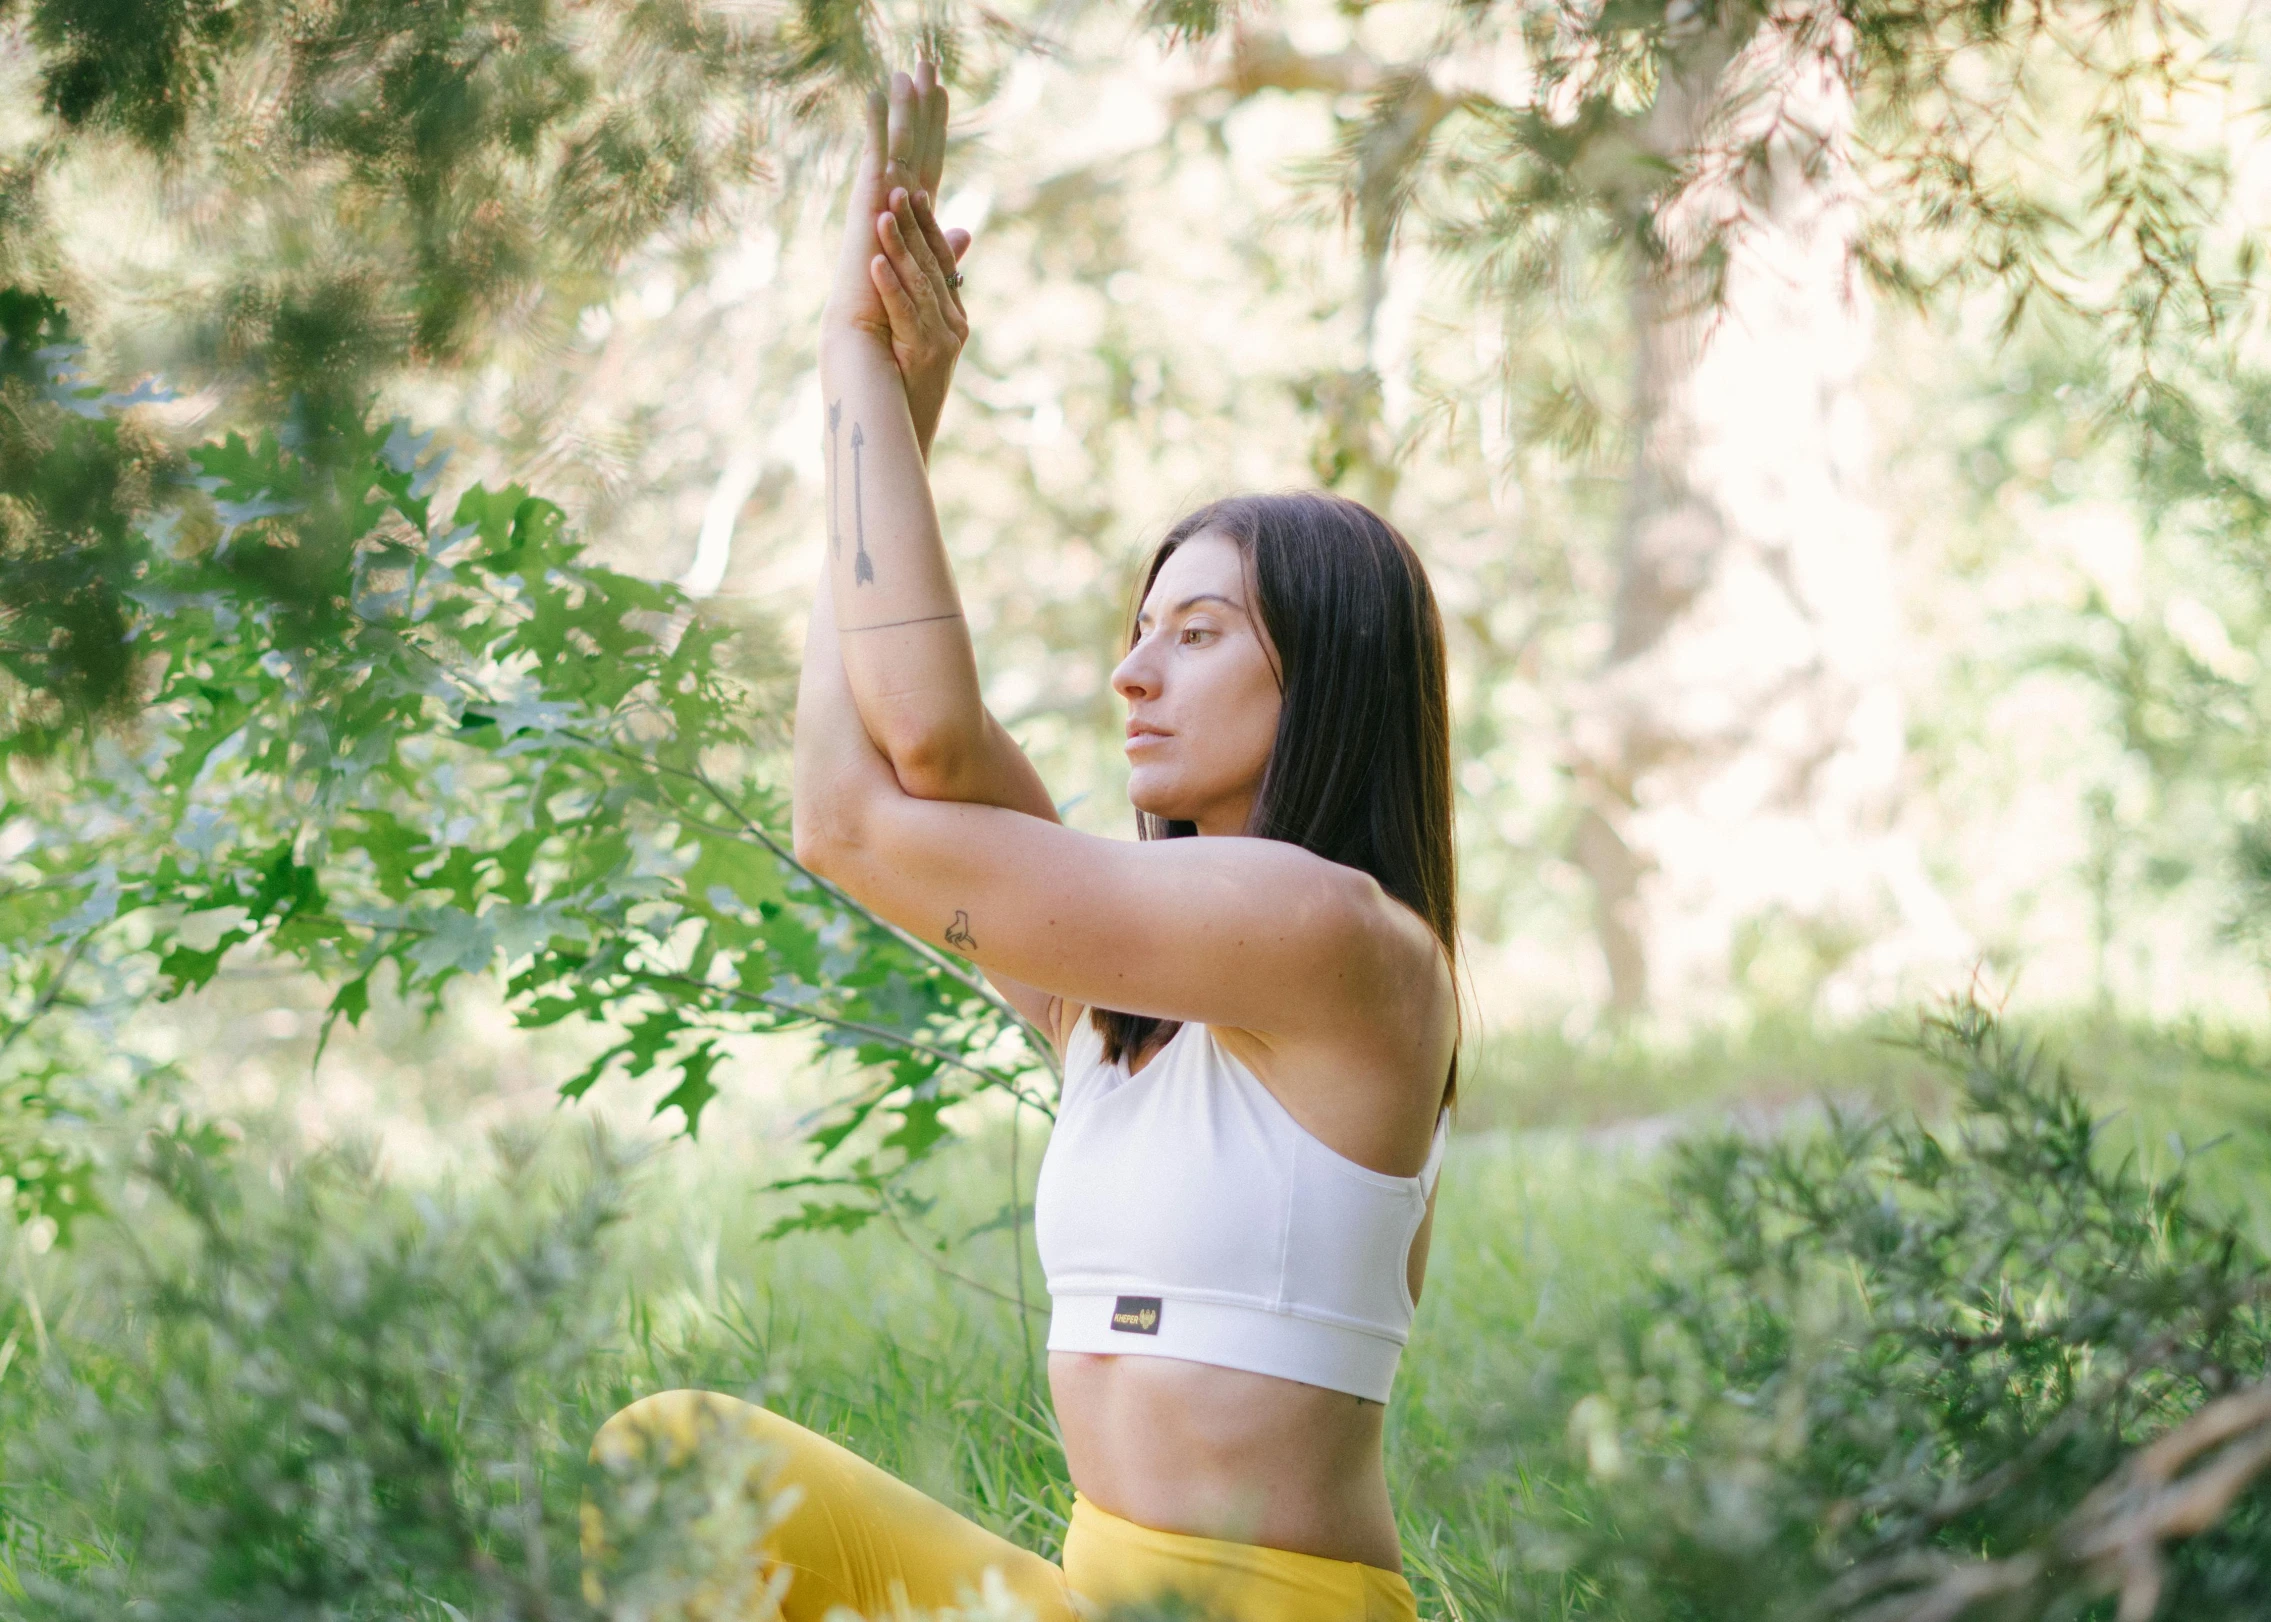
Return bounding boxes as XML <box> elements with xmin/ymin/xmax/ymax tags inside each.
<box><xmin>801</xmin><ymin>56</ymin><xmax>1066</xmax><ymax>980</ymax></box>
<box><xmin>825</xmin><ymin>60</ymin><xmax>972</xmax><ymax>455</ymax></box>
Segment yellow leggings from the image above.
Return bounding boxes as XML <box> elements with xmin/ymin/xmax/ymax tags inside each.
<box><xmin>586</xmin><ymin>1390</ymin><xmax>1419</xmax><ymax>1621</ymax></box>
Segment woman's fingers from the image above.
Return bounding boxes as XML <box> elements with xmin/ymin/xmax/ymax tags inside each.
<box><xmin>869</xmin><ymin>252</ymin><xmax>923</xmax><ymax>338</ymax></box>
<box><xmin>829</xmin><ymin>62</ymin><xmax>955</xmax><ymax>339</ymax></box>
<box><xmin>945</xmin><ymin>228</ymin><xmax>971</xmax><ymax>264</ymax></box>
<box><xmin>889</xmin><ymin>190</ymin><xmax>959</xmax><ymax>326</ymax></box>
<box><xmin>909</xmin><ymin>190</ymin><xmax>962</xmax><ymax>275</ymax></box>
<box><xmin>876</xmin><ymin>205</ymin><xmax>927</xmax><ymax>301</ymax></box>
<box><xmin>910</xmin><ymin>59</ymin><xmax>936</xmax><ymax>183</ymax></box>
<box><xmin>918</xmin><ymin>66</ymin><xmax>949</xmax><ymax>195</ymax></box>
<box><xmin>884</xmin><ymin>69</ymin><xmax>917</xmax><ymax>189</ymax></box>
<box><xmin>879</xmin><ymin>201</ymin><xmax>949</xmax><ymax>332</ymax></box>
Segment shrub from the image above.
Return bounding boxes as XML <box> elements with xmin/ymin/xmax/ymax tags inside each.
<box><xmin>1540</xmin><ymin>997</ymin><xmax>2271</xmax><ymax>1620</ymax></box>
<box><xmin>2</xmin><ymin>1125</ymin><xmax>639</xmax><ymax>1620</ymax></box>
<box><xmin>0</xmin><ymin>1125</ymin><xmax>1075</xmax><ymax>1622</ymax></box>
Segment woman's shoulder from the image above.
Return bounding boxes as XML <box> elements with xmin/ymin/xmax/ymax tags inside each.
<box><xmin>1336</xmin><ymin>871</ymin><xmax>1458</xmax><ymax>1029</ymax></box>
<box><xmin>1213</xmin><ymin>902</ymin><xmax>1454</xmax><ymax>1171</ymax></box>
<box><xmin>1196</xmin><ymin>840</ymin><xmax>1446</xmax><ymax>973</ymax></box>
<box><xmin>1125</xmin><ymin>840</ymin><xmax>1453</xmax><ymax>1047</ymax></box>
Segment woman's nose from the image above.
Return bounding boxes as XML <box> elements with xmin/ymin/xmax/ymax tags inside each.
<box><xmin>1111</xmin><ymin>642</ymin><xmax>1158</xmax><ymax>702</ymax></box>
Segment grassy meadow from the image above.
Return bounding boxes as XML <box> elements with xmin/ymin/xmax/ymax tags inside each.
<box><xmin>3</xmin><ymin>980</ymin><xmax>2266</xmax><ymax>1620</ymax></box>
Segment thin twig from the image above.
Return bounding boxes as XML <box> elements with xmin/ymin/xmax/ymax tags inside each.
<box><xmin>672</xmin><ymin>755</ymin><xmax>1061</xmax><ymax>1077</ymax></box>
<box><xmin>1847</xmin><ymin>1379</ymin><xmax>2271</xmax><ymax>1622</ymax></box>
<box><xmin>631</xmin><ymin>969</ymin><xmax>1055</xmax><ymax>1118</ymax></box>
<box><xmin>879</xmin><ymin>1196</ymin><xmax>1048</xmax><ymax>1318</ymax></box>
<box><xmin>0</xmin><ymin>933</ymin><xmax>92</xmax><ymax>1063</ymax></box>
<box><xmin>1010</xmin><ymin>1094</ymin><xmax>1036</xmax><ymax>1392</ymax></box>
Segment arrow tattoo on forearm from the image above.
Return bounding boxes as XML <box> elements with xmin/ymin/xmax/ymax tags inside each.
<box><xmin>851</xmin><ymin>421</ymin><xmax>874</xmax><ymax>585</ymax></box>
<box><xmin>827</xmin><ymin>401</ymin><xmax>842</xmax><ymax>557</ymax></box>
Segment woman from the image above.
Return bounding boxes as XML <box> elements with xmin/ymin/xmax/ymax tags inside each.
<box><xmin>590</xmin><ymin>63</ymin><xmax>1457</xmax><ymax>1622</ymax></box>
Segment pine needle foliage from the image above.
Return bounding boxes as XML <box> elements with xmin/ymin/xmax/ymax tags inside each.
<box><xmin>9</xmin><ymin>0</ymin><xmax>787</xmax><ymax>398</ymax></box>
<box><xmin>1255</xmin><ymin>0</ymin><xmax>2256</xmax><ymax>372</ymax></box>
<box><xmin>1536</xmin><ymin>995</ymin><xmax>2271</xmax><ymax>1620</ymax></box>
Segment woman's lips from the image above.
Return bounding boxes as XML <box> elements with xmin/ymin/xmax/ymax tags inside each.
<box><xmin>1125</xmin><ymin>724</ymin><xmax>1170</xmax><ymax>751</ymax></box>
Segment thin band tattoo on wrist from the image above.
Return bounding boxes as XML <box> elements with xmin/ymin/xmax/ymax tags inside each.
<box><xmin>944</xmin><ymin>909</ymin><xmax>977</xmax><ymax>951</ymax></box>
<box><xmin>826</xmin><ymin>401</ymin><xmax>842</xmax><ymax>557</ymax></box>
<box><xmin>841</xmin><ymin>611</ymin><xmax>965</xmax><ymax>633</ymax></box>
<box><xmin>850</xmin><ymin>421</ymin><xmax>875</xmax><ymax>585</ymax></box>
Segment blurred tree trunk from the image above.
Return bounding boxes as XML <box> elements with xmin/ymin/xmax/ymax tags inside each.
<box><xmin>1210</xmin><ymin>31</ymin><xmax>1450</xmax><ymax>511</ymax></box>
<box><xmin>1568</xmin><ymin>10</ymin><xmax>1965</xmax><ymax>1018</ymax></box>
<box><xmin>1198</xmin><ymin>17</ymin><xmax>1965</xmax><ymax>1019</ymax></box>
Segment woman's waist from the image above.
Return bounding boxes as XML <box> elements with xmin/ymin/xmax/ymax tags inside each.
<box><xmin>1062</xmin><ymin>1492</ymin><xmax>1416</xmax><ymax>1616</ymax></box>
<box><xmin>1048</xmin><ymin>1349</ymin><xmax>1400</xmax><ymax>1571</ymax></box>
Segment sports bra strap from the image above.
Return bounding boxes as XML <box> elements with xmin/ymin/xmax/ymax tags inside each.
<box><xmin>1420</xmin><ymin>1109</ymin><xmax>1450</xmax><ymax>1195</ymax></box>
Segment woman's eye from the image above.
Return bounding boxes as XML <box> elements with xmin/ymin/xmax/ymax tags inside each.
<box><xmin>1181</xmin><ymin>625</ymin><xmax>1213</xmax><ymax>645</ymax></box>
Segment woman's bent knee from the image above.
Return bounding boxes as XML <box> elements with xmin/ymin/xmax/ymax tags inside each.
<box><xmin>590</xmin><ymin>1390</ymin><xmax>785</xmax><ymax>1469</ymax></box>
<box><xmin>582</xmin><ymin>1391</ymin><xmax>801</xmax><ymax>1617</ymax></box>
<box><xmin>586</xmin><ymin>1392</ymin><xmax>1077</xmax><ymax>1622</ymax></box>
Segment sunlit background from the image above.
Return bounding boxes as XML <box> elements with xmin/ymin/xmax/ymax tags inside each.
<box><xmin>26</xmin><ymin>0</ymin><xmax>2271</xmax><ymax>1078</ymax></box>
<box><xmin>8</xmin><ymin>0</ymin><xmax>2271</xmax><ymax>1614</ymax></box>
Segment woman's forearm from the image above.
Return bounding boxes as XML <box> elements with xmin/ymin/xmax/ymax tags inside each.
<box><xmin>811</xmin><ymin>66</ymin><xmax>1057</xmax><ymax>826</ymax></box>
<box><xmin>792</xmin><ymin>566</ymin><xmax>891</xmax><ymax>870</ymax></box>
<box><xmin>819</xmin><ymin>328</ymin><xmax>1000</xmax><ymax>800</ymax></box>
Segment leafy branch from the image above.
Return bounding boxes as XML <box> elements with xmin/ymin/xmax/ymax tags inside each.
<box><xmin>0</xmin><ymin>295</ymin><xmax>1050</xmax><ymax>1238</ymax></box>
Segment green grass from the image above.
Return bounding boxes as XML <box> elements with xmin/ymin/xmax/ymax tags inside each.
<box><xmin>3</xmin><ymin>1000</ymin><xmax>2268</xmax><ymax>1618</ymax></box>
<box><xmin>1453</xmin><ymin>1012</ymin><xmax>1945</xmax><ymax>1135</ymax></box>
<box><xmin>0</xmin><ymin>1092</ymin><xmax>1660</xmax><ymax>1617</ymax></box>
<box><xmin>595</xmin><ymin>1115</ymin><xmax>1664</xmax><ymax>1616</ymax></box>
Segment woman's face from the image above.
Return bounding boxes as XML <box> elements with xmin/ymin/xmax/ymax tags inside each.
<box><xmin>1111</xmin><ymin>531</ymin><xmax>1283</xmax><ymax>836</ymax></box>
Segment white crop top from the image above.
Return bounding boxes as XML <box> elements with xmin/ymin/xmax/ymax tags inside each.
<box><xmin>1033</xmin><ymin>1014</ymin><xmax>1448</xmax><ymax>1403</ymax></box>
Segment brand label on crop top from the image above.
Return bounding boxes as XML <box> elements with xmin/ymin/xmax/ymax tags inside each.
<box><xmin>1110</xmin><ymin>1295</ymin><xmax>1162</xmax><ymax>1335</ymax></box>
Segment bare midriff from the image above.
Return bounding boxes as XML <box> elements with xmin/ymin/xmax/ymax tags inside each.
<box><xmin>1048</xmin><ymin>1350</ymin><xmax>1402</xmax><ymax>1572</ymax></box>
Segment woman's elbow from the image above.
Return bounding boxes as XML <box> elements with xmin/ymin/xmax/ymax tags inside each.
<box><xmin>874</xmin><ymin>722</ymin><xmax>975</xmax><ymax>803</ymax></box>
<box><xmin>860</xmin><ymin>691</ymin><xmax>986</xmax><ymax>802</ymax></box>
<box><xmin>791</xmin><ymin>795</ymin><xmax>861</xmax><ymax>878</ymax></box>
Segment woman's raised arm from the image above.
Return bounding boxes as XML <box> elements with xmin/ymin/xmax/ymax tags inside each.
<box><xmin>819</xmin><ymin>66</ymin><xmax>1053</xmax><ymax>821</ymax></box>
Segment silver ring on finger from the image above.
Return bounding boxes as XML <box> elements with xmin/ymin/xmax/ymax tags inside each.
<box><xmin>945</xmin><ymin>269</ymin><xmax>964</xmax><ymax>290</ymax></box>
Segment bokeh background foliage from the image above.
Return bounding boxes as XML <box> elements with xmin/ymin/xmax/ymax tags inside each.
<box><xmin>8</xmin><ymin>0</ymin><xmax>2271</xmax><ymax>1616</ymax></box>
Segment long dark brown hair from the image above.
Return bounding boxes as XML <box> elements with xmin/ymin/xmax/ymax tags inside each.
<box><xmin>1093</xmin><ymin>491</ymin><xmax>1459</xmax><ymax>1107</ymax></box>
